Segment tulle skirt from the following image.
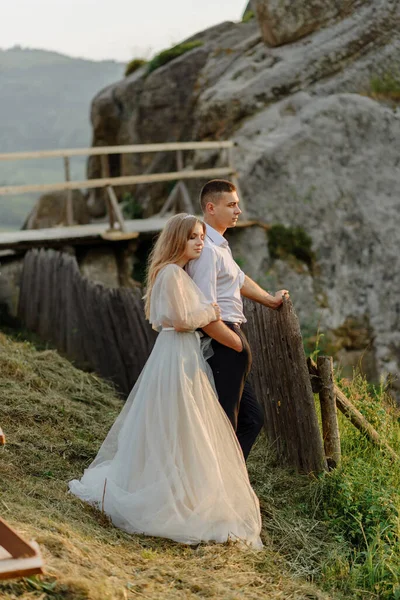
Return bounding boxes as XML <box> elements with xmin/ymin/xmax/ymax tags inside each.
<box><xmin>69</xmin><ymin>330</ymin><xmax>262</xmax><ymax>548</ymax></box>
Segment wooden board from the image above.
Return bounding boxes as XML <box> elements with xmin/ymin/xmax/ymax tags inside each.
<box><xmin>0</xmin><ymin>167</ymin><xmax>235</xmax><ymax>196</ymax></box>
<box><xmin>0</xmin><ymin>140</ymin><xmax>234</xmax><ymax>162</ymax></box>
<box><xmin>0</xmin><ymin>519</ymin><xmax>44</xmax><ymax>581</ymax></box>
<box><xmin>0</xmin><ymin>542</ymin><xmax>43</xmax><ymax>580</ymax></box>
<box><xmin>0</xmin><ymin>218</ymin><xmax>167</xmax><ymax>250</ymax></box>
<box><xmin>0</xmin><ymin>218</ymin><xmax>267</xmax><ymax>251</ymax></box>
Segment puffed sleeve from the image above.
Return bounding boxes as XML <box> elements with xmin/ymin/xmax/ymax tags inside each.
<box><xmin>149</xmin><ymin>264</ymin><xmax>217</xmax><ymax>331</ymax></box>
<box><xmin>186</xmin><ymin>246</ymin><xmax>218</xmax><ymax>304</ymax></box>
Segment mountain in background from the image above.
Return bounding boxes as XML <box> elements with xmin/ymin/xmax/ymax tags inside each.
<box><xmin>0</xmin><ymin>46</ymin><xmax>124</xmax><ymax>229</ymax></box>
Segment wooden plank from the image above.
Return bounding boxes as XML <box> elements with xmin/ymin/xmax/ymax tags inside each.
<box><xmin>107</xmin><ymin>186</ymin><xmax>126</xmax><ymax>232</ymax></box>
<box><xmin>159</xmin><ymin>182</ymin><xmax>181</xmax><ymax>217</ymax></box>
<box><xmin>100</xmin><ymin>156</ymin><xmax>114</xmax><ymax>230</ymax></box>
<box><xmin>63</xmin><ymin>156</ymin><xmax>73</xmax><ymax>226</ymax></box>
<box><xmin>0</xmin><ymin>518</ymin><xmax>37</xmax><ymax>559</ymax></box>
<box><xmin>0</xmin><ymin>218</ymin><xmax>268</xmax><ymax>250</ymax></box>
<box><xmin>0</xmin><ymin>219</ymin><xmax>168</xmax><ymax>250</ymax></box>
<box><xmin>317</xmin><ymin>355</ymin><xmax>341</xmax><ymax>469</ymax></box>
<box><xmin>0</xmin><ymin>141</ymin><xmax>234</xmax><ymax>161</ymax></box>
<box><xmin>101</xmin><ymin>231</ymin><xmax>139</xmax><ymax>241</ymax></box>
<box><xmin>0</xmin><ymin>167</ymin><xmax>234</xmax><ymax>197</ymax></box>
<box><xmin>179</xmin><ymin>182</ymin><xmax>195</xmax><ymax>213</ymax></box>
<box><xmin>0</xmin><ymin>546</ymin><xmax>44</xmax><ymax>581</ymax></box>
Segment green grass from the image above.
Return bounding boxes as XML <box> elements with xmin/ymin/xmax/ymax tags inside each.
<box><xmin>242</xmin><ymin>10</ymin><xmax>255</xmax><ymax>23</ymax></box>
<box><xmin>1</xmin><ymin>331</ymin><xmax>400</xmax><ymax>598</ymax></box>
<box><xmin>315</xmin><ymin>375</ymin><xmax>400</xmax><ymax>598</ymax></box>
<box><xmin>147</xmin><ymin>41</ymin><xmax>203</xmax><ymax>75</ymax></box>
<box><xmin>120</xmin><ymin>192</ymin><xmax>144</xmax><ymax>219</ymax></box>
<box><xmin>370</xmin><ymin>72</ymin><xmax>400</xmax><ymax>101</ymax></box>
<box><xmin>124</xmin><ymin>58</ymin><xmax>147</xmax><ymax>77</ymax></box>
<box><xmin>250</xmin><ymin>371</ymin><xmax>400</xmax><ymax>599</ymax></box>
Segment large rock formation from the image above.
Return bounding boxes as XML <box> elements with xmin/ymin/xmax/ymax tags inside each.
<box><xmin>85</xmin><ymin>0</ymin><xmax>400</xmax><ymax>392</ymax></box>
<box><xmin>232</xmin><ymin>92</ymin><xmax>400</xmax><ymax>391</ymax></box>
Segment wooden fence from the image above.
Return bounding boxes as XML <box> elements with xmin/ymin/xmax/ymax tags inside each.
<box><xmin>18</xmin><ymin>248</ymin><xmax>327</xmax><ymax>474</ymax></box>
<box><xmin>18</xmin><ymin>249</ymin><xmax>156</xmax><ymax>395</ymax></box>
<box><xmin>0</xmin><ymin>140</ymin><xmax>242</xmax><ymax>228</ymax></box>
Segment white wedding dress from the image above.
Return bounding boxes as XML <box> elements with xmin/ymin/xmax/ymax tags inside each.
<box><xmin>69</xmin><ymin>264</ymin><xmax>262</xmax><ymax>548</ymax></box>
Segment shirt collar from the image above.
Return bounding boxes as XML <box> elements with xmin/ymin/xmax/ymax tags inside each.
<box><xmin>206</xmin><ymin>224</ymin><xmax>229</xmax><ymax>248</ymax></box>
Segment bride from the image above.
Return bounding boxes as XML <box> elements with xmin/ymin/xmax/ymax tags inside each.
<box><xmin>69</xmin><ymin>213</ymin><xmax>262</xmax><ymax>548</ymax></box>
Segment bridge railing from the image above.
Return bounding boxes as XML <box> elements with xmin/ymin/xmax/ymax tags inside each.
<box><xmin>0</xmin><ymin>141</ymin><xmax>240</xmax><ymax>228</ymax></box>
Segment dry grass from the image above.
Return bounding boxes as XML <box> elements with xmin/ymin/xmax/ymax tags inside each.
<box><xmin>0</xmin><ymin>333</ymin><xmax>334</xmax><ymax>599</ymax></box>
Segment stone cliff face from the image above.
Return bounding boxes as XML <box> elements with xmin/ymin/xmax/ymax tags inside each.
<box><xmin>87</xmin><ymin>0</ymin><xmax>400</xmax><ymax>392</ymax></box>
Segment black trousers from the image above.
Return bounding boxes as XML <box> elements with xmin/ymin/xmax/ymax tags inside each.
<box><xmin>207</xmin><ymin>323</ymin><xmax>264</xmax><ymax>461</ymax></box>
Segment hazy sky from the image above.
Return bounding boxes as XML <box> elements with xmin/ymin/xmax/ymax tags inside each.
<box><xmin>2</xmin><ymin>0</ymin><xmax>249</xmax><ymax>63</ymax></box>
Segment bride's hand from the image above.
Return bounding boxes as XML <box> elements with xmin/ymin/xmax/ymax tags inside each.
<box><xmin>212</xmin><ymin>303</ymin><xmax>221</xmax><ymax>321</ymax></box>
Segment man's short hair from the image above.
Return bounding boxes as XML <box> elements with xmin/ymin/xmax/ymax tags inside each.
<box><xmin>199</xmin><ymin>179</ymin><xmax>236</xmax><ymax>212</ymax></box>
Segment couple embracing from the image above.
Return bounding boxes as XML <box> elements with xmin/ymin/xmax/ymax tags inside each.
<box><xmin>69</xmin><ymin>180</ymin><xmax>289</xmax><ymax>549</ymax></box>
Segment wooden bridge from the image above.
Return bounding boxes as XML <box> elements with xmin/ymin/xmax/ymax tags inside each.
<box><xmin>0</xmin><ymin>140</ymin><xmax>252</xmax><ymax>251</ymax></box>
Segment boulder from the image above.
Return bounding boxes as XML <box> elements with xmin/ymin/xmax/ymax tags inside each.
<box><xmin>194</xmin><ymin>0</ymin><xmax>399</xmax><ymax>139</ymax></box>
<box><xmin>23</xmin><ymin>190</ymin><xmax>90</xmax><ymax>229</ymax></box>
<box><xmin>253</xmin><ymin>0</ymin><xmax>368</xmax><ymax>47</ymax></box>
<box><xmin>79</xmin><ymin>247</ymin><xmax>120</xmax><ymax>288</ymax></box>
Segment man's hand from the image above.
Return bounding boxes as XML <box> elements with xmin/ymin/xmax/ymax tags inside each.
<box><xmin>269</xmin><ymin>290</ymin><xmax>290</xmax><ymax>310</ymax></box>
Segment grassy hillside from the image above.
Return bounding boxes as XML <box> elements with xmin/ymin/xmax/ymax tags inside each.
<box><xmin>0</xmin><ymin>46</ymin><xmax>124</xmax><ymax>229</ymax></box>
<box><xmin>0</xmin><ymin>331</ymin><xmax>400</xmax><ymax>599</ymax></box>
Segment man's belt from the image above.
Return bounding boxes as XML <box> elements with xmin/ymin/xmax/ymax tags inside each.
<box><xmin>223</xmin><ymin>321</ymin><xmax>242</xmax><ymax>330</ymax></box>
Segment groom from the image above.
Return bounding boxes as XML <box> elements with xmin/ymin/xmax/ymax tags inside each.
<box><xmin>187</xmin><ymin>179</ymin><xmax>289</xmax><ymax>460</ymax></box>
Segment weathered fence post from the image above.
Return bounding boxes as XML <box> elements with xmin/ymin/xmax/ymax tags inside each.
<box><xmin>317</xmin><ymin>355</ymin><xmax>341</xmax><ymax>469</ymax></box>
<box><xmin>308</xmin><ymin>357</ymin><xmax>399</xmax><ymax>462</ymax></box>
<box><xmin>244</xmin><ymin>298</ymin><xmax>327</xmax><ymax>474</ymax></box>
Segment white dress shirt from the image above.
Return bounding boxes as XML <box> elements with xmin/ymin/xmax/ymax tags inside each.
<box><xmin>186</xmin><ymin>224</ymin><xmax>246</xmax><ymax>324</ymax></box>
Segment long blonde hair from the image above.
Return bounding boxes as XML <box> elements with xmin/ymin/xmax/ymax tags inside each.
<box><xmin>144</xmin><ymin>213</ymin><xmax>206</xmax><ymax>319</ymax></box>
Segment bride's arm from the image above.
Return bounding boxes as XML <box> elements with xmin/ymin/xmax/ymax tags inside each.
<box><xmin>202</xmin><ymin>320</ymin><xmax>243</xmax><ymax>352</ymax></box>
<box><xmin>173</xmin><ymin>302</ymin><xmax>219</xmax><ymax>332</ymax></box>
<box><xmin>155</xmin><ymin>266</ymin><xmax>220</xmax><ymax>331</ymax></box>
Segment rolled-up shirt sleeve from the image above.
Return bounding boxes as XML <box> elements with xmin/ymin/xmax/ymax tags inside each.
<box><xmin>186</xmin><ymin>247</ymin><xmax>218</xmax><ymax>304</ymax></box>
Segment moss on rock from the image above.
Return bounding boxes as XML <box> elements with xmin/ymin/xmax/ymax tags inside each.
<box><xmin>125</xmin><ymin>58</ymin><xmax>147</xmax><ymax>77</ymax></box>
<box><xmin>147</xmin><ymin>41</ymin><xmax>203</xmax><ymax>75</ymax></box>
<box><xmin>267</xmin><ymin>224</ymin><xmax>315</xmax><ymax>270</ymax></box>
